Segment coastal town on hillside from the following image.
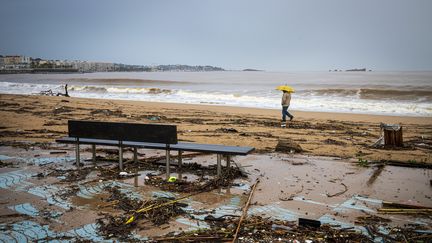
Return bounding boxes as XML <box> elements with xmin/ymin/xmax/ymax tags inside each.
<box><xmin>0</xmin><ymin>55</ymin><xmax>225</xmax><ymax>73</ymax></box>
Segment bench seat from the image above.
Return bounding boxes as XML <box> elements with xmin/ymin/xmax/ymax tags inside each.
<box><xmin>56</xmin><ymin>137</ymin><xmax>254</xmax><ymax>156</ymax></box>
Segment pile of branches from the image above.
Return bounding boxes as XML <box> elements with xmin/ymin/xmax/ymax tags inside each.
<box><xmin>152</xmin><ymin>216</ymin><xmax>372</xmax><ymax>242</ymax></box>
<box><xmin>146</xmin><ymin>167</ymin><xmax>244</xmax><ymax>193</ymax></box>
<box><xmin>96</xmin><ymin>186</ymin><xmax>188</xmax><ymax>240</ymax></box>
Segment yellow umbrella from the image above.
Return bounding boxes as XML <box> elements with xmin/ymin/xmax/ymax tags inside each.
<box><xmin>276</xmin><ymin>85</ymin><xmax>295</xmax><ymax>93</ymax></box>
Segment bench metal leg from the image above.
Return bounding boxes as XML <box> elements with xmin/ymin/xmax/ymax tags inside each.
<box><xmin>134</xmin><ymin>175</ymin><xmax>138</xmax><ymax>187</ymax></box>
<box><xmin>217</xmin><ymin>154</ymin><xmax>222</xmax><ymax>177</ymax></box>
<box><xmin>133</xmin><ymin>147</ymin><xmax>138</xmax><ymax>163</ymax></box>
<box><xmin>178</xmin><ymin>150</ymin><xmax>183</xmax><ymax>169</ymax></box>
<box><xmin>75</xmin><ymin>138</ymin><xmax>80</xmax><ymax>169</ymax></box>
<box><xmin>166</xmin><ymin>149</ymin><xmax>171</xmax><ymax>179</ymax></box>
<box><xmin>92</xmin><ymin>144</ymin><xmax>96</xmax><ymax>164</ymax></box>
<box><xmin>119</xmin><ymin>141</ymin><xmax>123</xmax><ymax>171</ymax></box>
<box><xmin>226</xmin><ymin>155</ymin><xmax>231</xmax><ymax>168</ymax></box>
<box><xmin>178</xmin><ymin>150</ymin><xmax>183</xmax><ymax>181</ymax></box>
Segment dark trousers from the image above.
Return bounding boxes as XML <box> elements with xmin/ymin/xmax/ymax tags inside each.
<box><xmin>282</xmin><ymin>106</ymin><xmax>293</xmax><ymax>121</ymax></box>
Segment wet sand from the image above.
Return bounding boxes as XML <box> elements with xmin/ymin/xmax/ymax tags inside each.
<box><xmin>0</xmin><ymin>93</ymin><xmax>431</xmax><ymax>241</ymax></box>
<box><xmin>0</xmin><ymin>145</ymin><xmax>431</xmax><ymax>240</ymax></box>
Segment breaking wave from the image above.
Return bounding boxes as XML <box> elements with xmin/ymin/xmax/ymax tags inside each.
<box><xmin>304</xmin><ymin>88</ymin><xmax>432</xmax><ymax>102</ymax></box>
<box><xmin>69</xmin><ymin>85</ymin><xmax>172</xmax><ymax>94</ymax></box>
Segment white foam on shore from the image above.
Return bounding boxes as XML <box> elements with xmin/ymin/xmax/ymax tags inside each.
<box><xmin>0</xmin><ymin>81</ymin><xmax>431</xmax><ymax>117</ymax></box>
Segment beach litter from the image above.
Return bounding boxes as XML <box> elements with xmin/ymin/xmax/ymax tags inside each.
<box><xmin>1</xmin><ymin>145</ymin><xmax>431</xmax><ymax>241</ymax></box>
<box><xmin>275</xmin><ymin>138</ymin><xmax>303</xmax><ymax>153</ymax></box>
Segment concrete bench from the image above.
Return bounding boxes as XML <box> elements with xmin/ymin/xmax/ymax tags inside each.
<box><xmin>56</xmin><ymin>120</ymin><xmax>254</xmax><ymax>178</ymax></box>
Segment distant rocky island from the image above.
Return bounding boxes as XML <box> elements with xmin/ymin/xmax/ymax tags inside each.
<box><xmin>329</xmin><ymin>68</ymin><xmax>371</xmax><ymax>72</ymax></box>
<box><xmin>346</xmin><ymin>68</ymin><xmax>367</xmax><ymax>72</ymax></box>
<box><xmin>242</xmin><ymin>69</ymin><xmax>262</xmax><ymax>71</ymax></box>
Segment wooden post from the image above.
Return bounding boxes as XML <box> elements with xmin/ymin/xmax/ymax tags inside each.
<box><xmin>64</xmin><ymin>84</ymin><xmax>69</xmax><ymax>97</ymax></box>
<box><xmin>383</xmin><ymin>126</ymin><xmax>403</xmax><ymax>147</ymax></box>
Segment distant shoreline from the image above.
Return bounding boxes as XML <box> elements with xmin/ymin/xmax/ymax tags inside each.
<box><xmin>0</xmin><ymin>68</ymin><xmax>79</xmax><ymax>74</ymax></box>
<box><xmin>0</xmin><ymin>69</ymin><xmax>229</xmax><ymax>75</ymax></box>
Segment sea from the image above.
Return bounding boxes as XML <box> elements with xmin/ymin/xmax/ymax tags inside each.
<box><xmin>0</xmin><ymin>71</ymin><xmax>431</xmax><ymax>117</ymax></box>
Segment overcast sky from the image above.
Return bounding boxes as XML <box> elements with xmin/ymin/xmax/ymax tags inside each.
<box><xmin>1</xmin><ymin>0</ymin><xmax>431</xmax><ymax>71</ymax></box>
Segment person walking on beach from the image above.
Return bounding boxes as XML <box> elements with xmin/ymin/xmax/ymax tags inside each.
<box><xmin>281</xmin><ymin>90</ymin><xmax>294</xmax><ymax>127</ymax></box>
<box><xmin>276</xmin><ymin>85</ymin><xmax>295</xmax><ymax>128</ymax></box>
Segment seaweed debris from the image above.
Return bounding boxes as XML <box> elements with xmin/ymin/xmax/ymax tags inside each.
<box><xmin>152</xmin><ymin>216</ymin><xmax>372</xmax><ymax>242</ymax></box>
<box><xmin>97</xmin><ymin>186</ymin><xmax>187</xmax><ymax>241</ymax></box>
<box><xmin>146</xmin><ymin>167</ymin><xmax>244</xmax><ymax>193</ymax></box>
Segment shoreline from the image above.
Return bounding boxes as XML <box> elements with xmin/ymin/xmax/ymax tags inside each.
<box><xmin>1</xmin><ymin>71</ymin><xmax>432</xmax><ymax>118</ymax></box>
<box><xmin>2</xmin><ymin>93</ymin><xmax>431</xmax><ymax>124</ymax></box>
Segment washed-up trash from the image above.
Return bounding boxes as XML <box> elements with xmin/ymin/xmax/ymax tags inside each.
<box><xmin>298</xmin><ymin>218</ymin><xmax>321</xmax><ymax>228</ymax></box>
<box><xmin>216</xmin><ymin>127</ymin><xmax>238</xmax><ymax>133</ymax></box>
<box><xmin>125</xmin><ymin>216</ymin><xmax>135</xmax><ymax>224</ymax></box>
<box><xmin>148</xmin><ymin>116</ymin><xmax>160</xmax><ymax>121</ymax></box>
<box><xmin>119</xmin><ymin>172</ymin><xmax>128</xmax><ymax>176</ymax></box>
<box><xmin>168</xmin><ymin>176</ymin><xmax>177</xmax><ymax>182</ymax></box>
<box><xmin>275</xmin><ymin>138</ymin><xmax>303</xmax><ymax>153</ymax></box>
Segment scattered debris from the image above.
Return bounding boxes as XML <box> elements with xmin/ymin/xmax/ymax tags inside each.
<box><xmin>49</xmin><ymin>151</ymin><xmax>67</xmax><ymax>154</ymax></box>
<box><xmin>97</xmin><ymin>186</ymin><xmax>188</xmax><ymax>240</ymax></box>
<box><xmin>90</xmin><ymin>109</ymin><xmax>124</xmax><ymax>117</ymax></box>
<box><xmin>39</xmin><ymin>84</ymin><xmax>69</xmax><ymax>97</ymax></box>
<box><xmin>275</xmin><ymin>138</ymin><xmax>303</xmax><ymax>153</ymax></box>
<box><xmin>382</xmin><ymin>201</ymin><xmax>432</xmax><ymax>210</ymax></box>
<box><xmin>377</xmin><ymin>201</ymin><xmax>432</xmax><ymax>215</ymax></box>
<box><xmin>232</xmin><ymin>179</ymin><xmax>259</xmax><ymax>242</ymax></box>
<box><xmin>215</xmin><ymin>127</ymin><xmax>238</xmax><ymax>133</ymax></box>
<box><xmin>145</xmin><ymin>166</ymin><xmax>244</xmax><ymax>193</ymax></box>
<box><xmin>367</xmin><ymin>165</ymin><xmax>385</xmax><ymax>186</ymax></box>
<box><xmin>298</xmin><ymin>218</ymin><xmax>321</xmax><ymax>228</ymax></box>
<box><xmin>373</xmin><ymin>123</ymin><xmax>404</xmax><ymax>148</ymax></box>
<box><xmin>153</xmin><ymin>216</ymin><xmax>372</xmax><ymax>242</ymax></box>
<box><xmin>323</xmin><ymin>138</ymin><xmax>347</xmax><ymax>146</ymax></box>
<box><xmin>326</xmin><ymin>183</ymin><xmax>348</xmax><ymax>197</ymax></box>
<box><xmin>53</xmin><ymin>106</ymin><xmax>73</xmax><ymax>115</ymax></box>
<box><xmin>378</xmin><ymin>159</ymin><xmax>432</xmax><ymax>169</ymax></box>
<box><xmin>0</xmin><ymin>160</ymin><xmax>15</xmax><ymax>168</ymax></box>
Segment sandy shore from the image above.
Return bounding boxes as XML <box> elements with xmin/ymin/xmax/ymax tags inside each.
<box><xmin>0</xmin><ymin>93</ymin><xmax>430</xmax><ymax>163</ymax></box>
<box><xmin>0</xmin><ymin>93</ymin><xmax>431</xmax><ymax>241</ymax></box>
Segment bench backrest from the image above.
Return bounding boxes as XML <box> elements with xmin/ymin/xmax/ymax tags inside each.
<box><xmin>68</xmin><ymin>120</ymin><xmax>178</xmax><ymax>144</ymax></box>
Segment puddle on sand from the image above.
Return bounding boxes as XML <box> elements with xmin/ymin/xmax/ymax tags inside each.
<box><xmin>8</xmin><ymin>203</ymin><xmax>40</xmax><ymax>217</ymax></box>
<box><xmin>235</xmin><ymin>154</ymin><xmax>432</xmax><ymax>227</ymax></box>
<box><xmin>0</xmin><ymin>220</ymin><xmax>110</xmax><ymax>242</ymax></box>
<box><xmin>27</xmin><ymin>185</ymin><xmax>72</xmax><ymax>210</ymax></box>
<box><xmin>0</xmin><ymin>170</ymin><xmax>34</xmax><ymax>189</ymax></box>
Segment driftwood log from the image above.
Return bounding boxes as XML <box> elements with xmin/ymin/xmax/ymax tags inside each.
<box><xmin>40</xmin><ymin>84</ymin><xmax>70</xmax><ymax>97</ymax></box>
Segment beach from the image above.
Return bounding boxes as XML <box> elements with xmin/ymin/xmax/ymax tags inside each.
<box><xmin>1</xmin><ymin>93</ymin><xmax>431</xmax><ymax>163</ymax></box>
<box><xmin>1</xmin><ymin>93</ymin><xmax>432</xmax><ymax>241</ymax></box>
